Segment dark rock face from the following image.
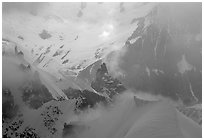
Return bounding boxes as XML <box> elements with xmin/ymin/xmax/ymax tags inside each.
<box><xmin>62</xmin><ymin>123</ymin><xmax>75</xmax><ymax>137</ymax></box>
<box><xmin>19</xmin><ymin>64</ymin><xmax>31</xmax><ymax>71</ymax></box>
<box><xmin>53</xmin><ymin>50</ymin><xmax>63</xmax><ymax>57</ymax></box>
<box><xmin>62</xmin><ymin>122</ymin><xmax>86</xmax><ymax>138</ymax></box>
<box><xmin>91</xmin><ymin>63</ymin><xmax>126</xmax><ymax>98</ymax></box>
<box><xmin>61</xmin><ymin>50</ymin><xmax>71</xmax><ymax>60</ymax></box>
<box><xmin>39</xmin><ymin>30</ymin><xmax>52</xmax><ymax>40</ymax></box>
<box><xmin>77</xmin><ymin>59</ymin><xmax>103</xmax><ymax>85</ymax></box>
<box><xmin>62</xmin><ymin>59</ymin><xmax>69</xmax><ymax>64</ymax></box>
<box><xmin>41</xmin><ymin>105</ymin><xmax>63</xmax><ymax>135</ymax></box>
<box><xmin>3</xmin><ymin>117</ymin><xmax>39</xmax><ymax>138</ymax></box>
<box><xmin>2</xmin><ymin>88</ymin><xmax>39</xmax><ymax>138</ymax></box>
<box><xmin>44</xmin><ymin>46</ymin><xmax>51</xmax><ymax>55</ymax></box>
<box><xmin>95</xmin><ymin>48</ymin><xmax>104</xmax><ymax>59</ymax></box>
<box><xmin>73</xmin><ymin>61</ymin><xmax>126</xmax><ymax>111</ymax></box>
<box><xmin>177</xmin><ymin>106</ymin><xmax>202</xmax><ymax>126</ymax></box>
<box><xmin>133</xmin><ymin>96</ymin><xmax>154</xmax><ymax>107</ymax></box>
<box><xmin>3</xmin><ymin>117</ymin><xmax>24</xmax><ymax>138</ymax></box>
<box><xmin>33</xmin><ymin>53</ymin><xmax>44</xmax><ymax>65</ymax></box>
<box><xmin>77</xmin><ymin>59</ymin><xmax>126</xmax><ymax>100</ymax></box>
<box><xmin>2</xmin><ymin>88</ymin><xmax>18</xmax><ymax>121</ymax></box>
<box><xmin>63</xmin><ymin>87</ymin><xmax>107</xmax><ymax>110</ymax></box>
<box><xmin>115</xmin><ymin>4</ymin><xmax>201</xmax><ymax>105</ymax></box>
<box><xmin>21</xmin><ymin>72</ymin><xmax>53</xmax><ymax>109</ymax></box>
<box><xmin>18</xmin><ymin>127</ymin><xmax>39</xmax><ymax>138</ymax></box>
<box><xmin>15</xmin><ymin>46</ymin><xmax>24</xmax><ymax>58</ymax></box>
<box><xmin>17</xmin><ymin>35</ymin><xmax>24</xmax><ymax>40</ymax></box>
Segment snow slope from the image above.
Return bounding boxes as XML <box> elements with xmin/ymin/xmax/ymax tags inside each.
<box><xmin>2</xmin><ymin>3</ymin><xmax>156</xmax><ymax>78</ymax></box>
<box><xmin>72</xmin><ymin>95</ymin><xmax>201</xmax><ymax>138</ymax></box>
<box><xmin>125</xmin><ymin>100</ymin><xmax>202</xmax><ymax>138</ymax></box>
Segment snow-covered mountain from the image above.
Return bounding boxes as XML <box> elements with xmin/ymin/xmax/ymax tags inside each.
<box><xmin>118</xmin><ymin>3</ymin><xmax>202</xmax><ymax>105</ymax></box>
<box><xmin>3</xmin><ymin>3</ymin><xmax>155</xmax><ymax>77</ymax></box>
<box><xmin>2</xmin><ymin>2</ymin><xmax>202</xmax><ymax>138</ymax></box>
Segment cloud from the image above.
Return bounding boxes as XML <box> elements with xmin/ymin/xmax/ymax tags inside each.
<box><xmin>62</xmin><ymin>90</ymin><xmax>136</xmax><ymax>137</ymax></box>
<box><xmin>105</xmin><ymin>3</ymin><xmax>202</xmax><ymax>101</ymax></box>
<box><xmin>62</xmin><ymin>90</ymin><xmax>173</xmax><ymax>138</ymax></box>
<box><xmin>2</xmin><ymin>56</ymin><xmax>32</xmax><ymax>87</ymax></box>
<box><xmin>2</xmin><ymin>2</ymin><xmax>48</xmax><ymax>15</ymax></box>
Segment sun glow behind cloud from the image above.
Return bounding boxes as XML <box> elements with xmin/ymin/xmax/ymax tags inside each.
<box><xmin>99</xmin><ymin>23</ymin><xmax>115</xmax><ymax>40</ymax></box>
<box><xmin>2</xmin><ymin>2</ymin><xmax>156</xmax><ymax>76</ymax></box>
<box><xmin>2</xmin><ymin>2</ymin><xmax>155</xmax><ymax>46</ymax></box>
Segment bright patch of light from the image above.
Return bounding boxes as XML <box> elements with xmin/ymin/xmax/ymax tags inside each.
<box><xmin>99</xmin><ymin>23</ymin><xmax>114</xmax><ymax>39</ymax></box>
<box><xmin>100</xmin><ymin>31</ymin><xmax>110</xmax><ymax>38</ymax></box>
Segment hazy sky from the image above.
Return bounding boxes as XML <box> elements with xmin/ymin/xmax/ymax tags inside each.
<box><xmin>2</xmin><ymin>2</ymin><xmax>201</xmax><ymax>101</ymax></box>
<box><xmin>2</xmin><ymin>2</ymin><xmax>155</xmax><ymax>75</ymax></box>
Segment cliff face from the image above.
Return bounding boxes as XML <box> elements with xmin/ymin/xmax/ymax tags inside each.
<box><xmin>110</xmin><ymin>3</ymin><xmax>202</xmax><ymax>105</ymax></box>
<box><xmin>91</xmin><ymin>63</ymin><xmax>126</xmax><ymax>98</ymax></box>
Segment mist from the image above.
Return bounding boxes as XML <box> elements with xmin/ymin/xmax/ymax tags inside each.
<box><xmin>2</xmin><ymin>2</ymin><xmax>48</xmax><ymax>15</ymax></box>
<box><xmin>62</xmin><ymin>90</ymin><xmax>191</xmax><ymax>138</ymax></box>
<box><xmin>2</xmin><ymin>56</ymin><xmax>32</xmax><ymax>88</ymax></box>
<box><xmin>106</xmin><ymin>3</ymin><xmax>202</xmax><ymax>101</ymax></box>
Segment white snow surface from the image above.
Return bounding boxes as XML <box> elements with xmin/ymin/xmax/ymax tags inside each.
<box><xmin>65</xmin><ymin>93</ymin><xmax>201</xmax><ymax>138</ymax></box>
<box><xmin>3</xmin><ymin>2</ymin><xmax>156</xmax><ymax>78</ymax></box>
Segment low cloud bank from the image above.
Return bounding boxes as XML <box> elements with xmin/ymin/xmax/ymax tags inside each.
<box><xmin>105</xmin><ymin>3</ymin><xmax>202</xmax><ymax>102</ymax></box>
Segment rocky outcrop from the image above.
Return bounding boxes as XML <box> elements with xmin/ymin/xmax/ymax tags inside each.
<box><xmin>21</xmin><ymin>72</ymin><xmax>54</xmax><ymax>109</ymax></box>
<box><xmin>91</xmin><ymin>63</ymin><xmax>126</xmax><ymax>98</ymax></box>
<box><xmin>63</xmin><ymin>87</ymin><xmax>107</xmax><ymax>110</ymax></box>
<box><xmin>116</xmin><ymin>4</ymin><xmax>201</xmax><ymax>105</ymax></box>
<box><xmin>2</xmin><ymin>88</ymin><xmax>18</xmax><ymax>121</ymax></box>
